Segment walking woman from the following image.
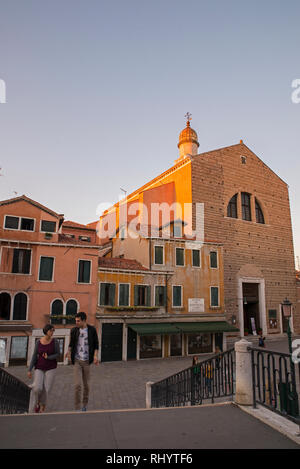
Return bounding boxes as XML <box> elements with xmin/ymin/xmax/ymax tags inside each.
<box><xmin>27</xmin><ymin>324</ymin><xmax>59</xmax><ymax>413</ymax></box>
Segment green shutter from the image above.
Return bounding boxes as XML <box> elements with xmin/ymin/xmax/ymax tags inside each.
<box><xmin>192</xmin><ymin>250</ymin><xmax>200</xmax><ymax>267</ymax></box>
<box><xmin>146</xmin><ymin>286</ymin><xmax>151</xmax><ymax>306</ymax></box>
<box><xmin>210</xmin><ymin>252</ymin><xmax>218</xmax><ymax>268</ymax></box>
<box><xmin>119</xmin><ymin>284</ymin><xmax>129</xmax><ymax>306</ymax></box>
<box><xmin>211</xmin><ymin>287</ymin><xmax>219</xmax><ymax>307</ymax></box>
<box><xmin>100</xmin><ymin>284</ymin><xmax>106</xmax><ymax>305</ymax></box>
<box><xmin>109</xmin><ymin>283</ymin><xmax>116</xmax><ymax>306</ymax></box>
<box><xmin>173</xmin><ymin>286</ymin><xmax>182</xmax><ymax>307</ymax></box>
<box><xmin>39</xmin><ymin>257</ymin><xmax>54</xmax><ymax>281</ymax></box>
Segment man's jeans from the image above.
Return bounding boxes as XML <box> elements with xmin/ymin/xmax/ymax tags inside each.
<box><xmin>74</xmin><ymin>359</ymin><xmax>90</xmax><ymax>410</ymax></box>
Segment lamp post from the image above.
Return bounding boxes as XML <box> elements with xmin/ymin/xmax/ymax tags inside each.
<box><xmin>281</xmin><ymin>298</ymin><xmax>298</xmax><ymax>416</ymax></box>
<box><xmin>281</xmin><ymin>297</ymin><xmax>292</xmax><ymax>354</ymax></box>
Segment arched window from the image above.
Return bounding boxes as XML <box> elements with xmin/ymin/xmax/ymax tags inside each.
<box><xmin>66</xmin><ymin>299</ymin><xmax>78</xmax><ymax>324</ymax></box>
<box><xmin>227</xmin><ymin>194</ymin><xmax>238</xmax><ymax>218</ymax></box>
<box><xmin>13</xmin><ymin>293</ymin><xmax>27</xmax><ymax>320</ymax></box>
<box><xmin>0</xmin><ymin>292</ymin><xmax>11</xmax><ymax>320</ymax></box>
<box><xmin>241</xmin><ymin>192</ymin><xmax>251</xmax><ymax>221</ymax></box>
<box><xmin>255</xmin><ymin>199</ymin><xmax>265</xmax><ymax>224</ymax></box>
<box><xmin>51</xmin><ymin>299</ymin><xmax>63</xmax><ymax>325</ymax></box>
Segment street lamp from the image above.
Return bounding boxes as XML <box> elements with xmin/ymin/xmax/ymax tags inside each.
<box><xmin>281</xmin><ymin>297</ymin><xmax>292</xmax><ymax>354</ymax></box>
<box><xmin>281</xmin><ymin>297</ymin><xmax>298</xmax><ymax>417</ymax></box>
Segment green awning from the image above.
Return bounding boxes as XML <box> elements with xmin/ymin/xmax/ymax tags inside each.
<box><xmin>176</xmin><ymin>321</ymin><xmax>239</xmax><ymax>333</ymax></box>
<box><xmin>128</xmin><ymin>323</ymin><xmax>181</xmax><ymax>335</ymax></box>
<box><xmin>128</xmin><ymin>321</ymin><xmax>239</xmax><ymax>335</ymax></box>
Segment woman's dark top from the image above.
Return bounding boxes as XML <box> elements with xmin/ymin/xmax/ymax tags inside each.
<box><xmin>29</xmin><ymin>339</ymin><xmax>59</xmax><ymax>371</ymax></box>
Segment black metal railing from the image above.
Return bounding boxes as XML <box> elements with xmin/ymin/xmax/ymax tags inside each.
<box><xmin>0</xmin><ymin>367</ymin><xmax>31</xmax><ymax>414</ymax></box>
<box><xmin>151</xmin><ymin>348</ymin><xmax>235</xmax><ymax>408</ymax></box>
<box><xmin>250</xmin><ymin>347</ymin><xmax>300</xmax><ymax>424</ymax></box>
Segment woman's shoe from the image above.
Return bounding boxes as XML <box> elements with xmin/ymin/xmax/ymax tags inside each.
<box><xmin>34</xmin><ymin>403</ymin><xmax>40</xmax><ymax>413</ymax></box>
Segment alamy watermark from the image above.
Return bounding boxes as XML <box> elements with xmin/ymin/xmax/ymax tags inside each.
<box><xmin>291</xmin><ymin>79</ymin><xmax>300</xmax><ymax>103</ymax></box>
<box><xmin>95</xmin><ymin>199</ymin><xmax>205</xmax><ymax>244</ymax></box>
<box><xmin>0</xmin><ymin>79</ymin><xmax>6</xmax><ymax>103</ymax></box>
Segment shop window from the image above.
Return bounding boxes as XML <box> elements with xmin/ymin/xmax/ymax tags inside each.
<box><xmin>9</xmin><ymin>336</ymin><xmax>28</xmax><ymax>365</ymax></box>
<box><xmin>188</xmin><ymin>333</ymin><xmax>212</xmax><ymax>354</ymax></box>
<box><xmin>170</xmin><ymin>334</ymin><xmax>182</xmax><ymax>356</ymax></box>
<box><xmin>140</xmin><ymin>335</ymin><xmax>162</xmax><ymax>359</ymax></box>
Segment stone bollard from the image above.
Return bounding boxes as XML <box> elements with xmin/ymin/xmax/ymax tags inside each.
<box><xmin>235</xmin><ymin>339</ymin><xmax>253</xmax><ymax>406</ymax></box>
<box><xmin>146</xmin><ymin>381</ymin><xmax>154</xmax><ymax>409</ymax></box>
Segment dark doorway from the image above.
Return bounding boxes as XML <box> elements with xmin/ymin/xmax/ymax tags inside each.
<box><xmin>101</xmin><ymin>323</ymin><xmax>123</xmax><ymax>362</ymax></box>
<box><xmin>127</xmin><ymin>327</ymin><xmax>137</xmax><ymax>360</ymax></box>
<box><xmin>215</xmin><ymin>333</ymin><xmax>223</xmax><ymax>352</ymax></box>
<box><xmin>243</xmin><ymin>283</ymin><xmax>260</xmax><ymax>334</ymax></box>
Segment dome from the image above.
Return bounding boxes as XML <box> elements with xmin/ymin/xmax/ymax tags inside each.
<box><xmin>177</xmin><ymin>120</ymin><xmax>199</xmax><ymax>149</ymax></box>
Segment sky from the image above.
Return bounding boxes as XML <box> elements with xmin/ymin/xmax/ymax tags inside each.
<box><xmin>0</xmin><ymin>0</ymin><xmax>299</xmax><ymax>266</ymax></box>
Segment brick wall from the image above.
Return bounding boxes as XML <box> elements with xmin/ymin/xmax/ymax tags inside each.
<box><xmin>191</xmin><ymin>143</ymin><xmax>298</xmax><ymax>334</ymax></box>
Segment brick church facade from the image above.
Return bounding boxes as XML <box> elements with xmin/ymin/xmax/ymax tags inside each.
<box><xmin>99</xmin><ymin>116</ymin><xmax>298</xmax><ymax>339</ymax></box>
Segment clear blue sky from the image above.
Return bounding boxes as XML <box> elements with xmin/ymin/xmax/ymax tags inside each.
<box><xmin>0</xmin><ymin>0</ymin><xmax>299</xmax><ymax>265</ymax></box>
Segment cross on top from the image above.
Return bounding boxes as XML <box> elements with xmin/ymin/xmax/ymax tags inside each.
<box><xmin>185</xmin><ymin>112</ymin><xmax>192</xmax><ymax>123</ymax></box>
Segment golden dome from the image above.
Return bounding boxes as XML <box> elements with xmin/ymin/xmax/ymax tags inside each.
<box><xmin>177</xmin><ymin>120</ymin><xmax>199</xmax><ymax>149</ymax></box>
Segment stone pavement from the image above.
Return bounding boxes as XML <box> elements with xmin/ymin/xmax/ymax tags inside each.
<box><xmin>5</xmin><ymin>337</ymin><xmax>295</xmax><ymax>412</ymax></box>
<box><xmin>1</xmin><ymin>402</ymin><xmax>299</xmax><ymax>449</ymax></box>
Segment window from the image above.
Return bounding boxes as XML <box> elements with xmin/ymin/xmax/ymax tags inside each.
<box><xmin>78</xmin><ymin>260</ymin><xmax>91</xmax><ymax>283</ymax></box>
<box><xmin>51</xmin><ymin>299</ymin><xmax>63</xmax><ymax>325</ymax></box>
<box><xmin>155</xmin><ymin>285</ymin><xmax>166</xmax><ymax>307</ymax></box>
<box><xmin>41</xmin><ymin>220</ymin><xmax>56</xmax><ymax>233</ymax></box>
<box><xmin>255</xmin><ymin>199</ymin><xmax>265</xmax><ymax>224</ymax></box>
<box><xmin>134</xmin><ymin>285</ymin><xmax>151</xmax><ymax>307</ymax></box>
<box><xmin>154</xmin><ymin>246</ymin><xmax>164</xmax><ymax>265</ymax></box>
<box><xmin>210</xmin><ymin>287</ymin><xmax>219</xmax><ymax>307</ymax></box>
<box><xmin>175</xmin><ymin>248</ymin><xmax>184</xmax><ymax>266</ymax></box>
<box><xmin>4</xmin><ymin>216</ymin><xmax>19</xmax><ymax>230</ymax></box>
<box><xmin>13</xmin><ymin>293</ymin><xmax>27</xmax><ymax>320</ymax></box>
<box><xmin>210</xmin><ymin>251</ymin><xmax>218</xmax><ymax>269</ymax></box>
<box><xmin>0</xmin><ymin>292</ymin><xmax>11</xmax><ymax>320</ymax></box>
<box><xmin>119</xmin><ymin>284</ymin><xmax>130</xmax><ymax>306</ymax></box>
<box><xmin>20</xmin><ymin>218</ymin><xmax>34</xmax><ymax>231</ymax></box>
<box><xmin>66</xmin><ymin>299</ymin><xmax>78</xmax><ymax>324</ymax></box>
<box><xmin>188</xmin><ymin>333</ymin><xmax>212</xmax><ymax>354</ymax></box>
<box><xmin>173</xmin><ymin>222</ymin><xmax>182</xmax><ymax>238</ymax></box>
<box><xmin>172</xmin><ymin>285</ymin><xmax>182</xmax><ymax>307</ymax></box>
<box><xmin>39</xmin><ymin>257</ymin><xmax>54</xmax><ymax>281</ymax></box>
<box><xmin>192</xmin><ymin>249</ymin><xmax>200</xmax><ymax>267</ymax></box>
<box><xmin>227</xmin><ymin>194</ymin><xmax>238</xmax><ymax>218</ymax></box>
<box><xmin>241</xmin><ymin>192</ymin><xmax>251</xmax><ymax>221</ymax></box>
<box><xmin>140</xmin><ymin>335</ymin><xmax>162</xmax><ymax>359</ymax></box>
<box><xmin>99</xmin><ymin>283</ymin><xmax>116</xmax><ymax>306</ymax></box>
<box><xmin>12</xmin><ymin>249</ymin><xmax>31</xmax><ymax>274</ymax></box>
<box><xmin>79</xmin><ymin>236</ymin><xmax>91</xmax><ymax>242</ymax></box>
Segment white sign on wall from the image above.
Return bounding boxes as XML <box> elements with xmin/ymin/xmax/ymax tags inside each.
<box><xmin>188</xmin><ymin>298</ymin><xmax>205</xmax><ymax>313</ymax></box>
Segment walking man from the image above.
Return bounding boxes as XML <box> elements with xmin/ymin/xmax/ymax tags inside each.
<box><xmin>66</xmin><ymin>312</ymin><xmax>99</xmax><ymax>411</ymax></box>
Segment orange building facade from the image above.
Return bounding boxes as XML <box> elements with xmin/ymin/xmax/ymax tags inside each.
<box><xmin>0</xmin><ymin>195</ymin><xmax>99</xmax><ymax>367</ymax></box>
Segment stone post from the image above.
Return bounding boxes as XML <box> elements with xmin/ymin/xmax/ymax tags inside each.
<box><xmin>146</xmin><ymin>381</ymin><xmax>154</xmax><ymax>409</ymax></box>
<box><xmin>235</xmin><ymin>339</ymin><xmax>253</xmax><ymax>406</ymax></box>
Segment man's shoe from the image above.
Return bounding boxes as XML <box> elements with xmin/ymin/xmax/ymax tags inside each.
<box><xmin>34</xmin><ymin>403</ymin><xmax>40</xmax><ymax>413</ymax></box>
<box><xmin>81</xmin><ymin>407</ymin><xmax>87</xmax><ymax>412</ymax></box>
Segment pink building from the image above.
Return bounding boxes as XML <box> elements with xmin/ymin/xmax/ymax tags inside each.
<box><xmin>0</xmin><ymin>195</ymin><xmax>99</xmax><ymax>367</ymax></box>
